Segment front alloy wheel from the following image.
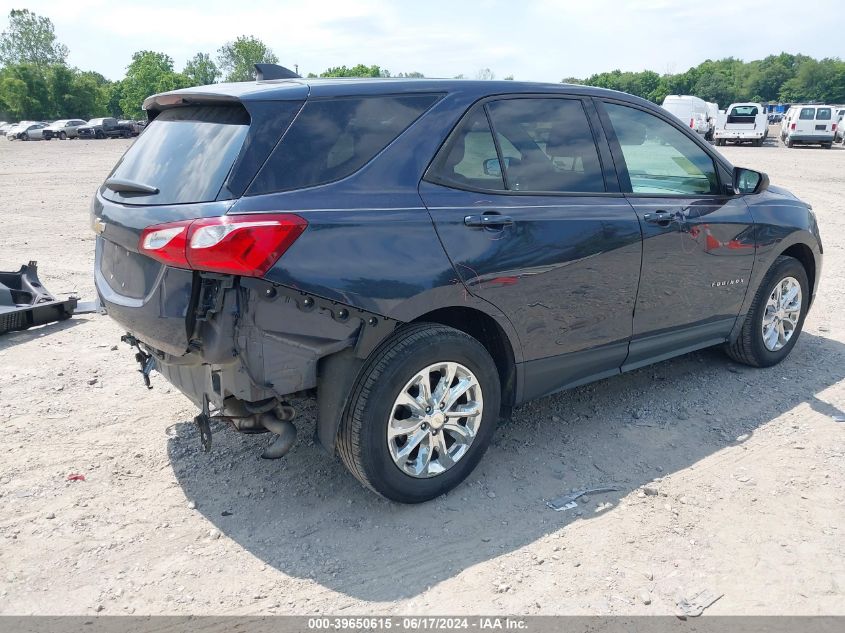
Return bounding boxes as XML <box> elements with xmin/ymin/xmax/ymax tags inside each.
<box><xmin>761</xmin><ymin>277</ymin><xmax>802</xmax><ymax>352</ymax></box>
<box><xmin>725</xmin><ymin>255</ymin><xmax>809</xmax><ymax>367</ymax></box>
<box><xmin>388</xmin><ymin>361</ymin><xmax>483</xmax><ymax>478</ymax></box>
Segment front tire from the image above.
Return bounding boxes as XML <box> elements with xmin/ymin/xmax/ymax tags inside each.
<box><xmin>338</xmin><ymin>323</ymin><xmax>500</xmax><ymax>503</ymax></box>
<box><xmin>725</xmin><ymin>256</ymin><xmax>809</xmax><ymax>368</ymax></box>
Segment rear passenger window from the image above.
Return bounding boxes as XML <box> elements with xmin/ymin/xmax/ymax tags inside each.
<box><xmin>604</xmin><ymin>103</ymin><xmax>718</xmax><ymax>196</ymax></box>
<box><xmin>799</xmin><ymin>108</ymin><xmax>815</xmax><ymax>120</ymax></box>
<box><xmin>816</xmin><ymin>108</ymin><xmax>831</xmax><ymax>120</ymax></box>
<box><xmin>426</xmin><ymin>106</ymin><xmax>505</xmax><ymax>191</ymax></box>
<box><xmin>486</xmin><ymin>99</ymin><xmax>605</xmax><ymax>193</ymax></box>
<box><xmin>249</xmin><ymin>95</ymin><xmax>439</xmax><ymax>193</ymax></box>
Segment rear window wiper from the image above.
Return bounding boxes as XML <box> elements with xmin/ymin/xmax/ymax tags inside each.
<box><xmin>104</xmin><ymin>177</ymin><xmax>160</xmax><ymax>195</ymax></box>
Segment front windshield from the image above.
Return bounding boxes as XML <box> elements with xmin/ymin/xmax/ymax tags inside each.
<box><xmin>88</xmin><ymin>118</ymin><xmax>104</xmax><ymax>125</ymax></box>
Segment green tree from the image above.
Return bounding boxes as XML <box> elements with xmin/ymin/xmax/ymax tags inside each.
<box><xmin>0</xmin><ymin>63</ymin><xmax>49</xmax><ymax>119</ymax></box>
<box><xmin>217</xmin><ymin>36</ymin><xmax>277</xmax><ymax>82</ymax></box>
<box><xmin>476</xmin><ymin>68</ymin><xmax>495</xmax><ymax>80</ymax></box>
<box><xmin>184</xmin><ymin>52</ymin><xmax>220</xmax><ymax>86</ymax></box>
<box><xmin>0</xmin><ymin>9</ymin><xmax>68</xmax><ymax>68</ymax></box>
<box><xmin>120</xmin><ymin>51</ymin><xmax>190</xmax><ymax>118</ymax></box>
<box><xmin>319</xmin><ymin>64</ymin><xmax>387</xmax><ymax>77</ymax></box>
<box><xmin>106</xmin><ymin>80</ymin><xmax>125</xmax><ymax>118</ymax></box>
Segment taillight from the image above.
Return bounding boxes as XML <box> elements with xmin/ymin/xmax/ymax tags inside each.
<box><xmin>833</xmin><ymin>123</ymin><xmax>837</xmax><ymax>132</ymax></box>
<box><xmin>139</xmin><ymin>214</ymin><xmax>307</xmax><ymax>277</ymax></box>
<box><xmin>690</xmin><ymin>118</ymin><xmax>694</xmax><ymax>128</ymax></box>
<box><xmin>791</xmin><ymin>123</ymin><xmax>796</xmax><ymax>130</ymax></box>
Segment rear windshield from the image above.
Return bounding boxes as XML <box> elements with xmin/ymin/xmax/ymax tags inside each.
<box><xmin>104</xmin><ymin>105</ymin><xmax>249</xmax><ymax>205</ymax></box>
<box><xmin>816</xmin><ymin>108</ymin><xmax>831</xmax><ymax>120</ymax></box>
<box><xmin>730</xmin><ymin>106</ymin><xmax>758</xmax><ymax>117</ymax></box>
<box><xmin>799</xmin><ymin>108</ymin><xmax>815</xmax><ymax>120</ymax></box>
<box><xmin>248</xmin><ymin>94</ymin><xmax>439</xmax><ymax>194</ymax></box>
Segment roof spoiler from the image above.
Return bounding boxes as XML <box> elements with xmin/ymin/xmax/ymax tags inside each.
<box><xmin>255</xmin><ymin>63</ymin><xmax>301</xmax><ymax>81</ymax></box>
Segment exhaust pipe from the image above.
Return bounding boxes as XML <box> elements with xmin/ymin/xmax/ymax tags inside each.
<box><xmin>259</xmin><ymin>406</ymin><xmax>297</xmax><ymax>459</ymax></box>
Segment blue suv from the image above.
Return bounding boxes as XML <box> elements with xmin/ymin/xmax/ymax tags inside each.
<box><xmin>92</xmin><ymin>67</ymin><xmax>822</xmax><ymax>502</ymax></box>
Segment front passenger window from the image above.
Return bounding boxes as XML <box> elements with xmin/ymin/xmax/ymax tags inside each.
<box><xmin>604</xmin><ymin>103</ymin><xmax>719</xmax><ymax>195</ymax></box>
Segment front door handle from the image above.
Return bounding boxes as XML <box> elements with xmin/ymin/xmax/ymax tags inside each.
<box><xmin>464</xmin><ymin>214</ymin><xmax>515</xmax><ymax>228</ymax></box>
<box><xmin>643</xmin><ymin>210</ymin><xmax>674</xmax><ymax>226</ymax></box>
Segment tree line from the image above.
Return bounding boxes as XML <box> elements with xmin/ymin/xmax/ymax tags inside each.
<box><xmin>567</xmin><ymin>54</ymin><xmax>845</xmax><ymax>106</ymax></box>
<box><xmin>2</xmin><ymin>8</ymin><xmax>843</xmax><ymax>123</ymax></box>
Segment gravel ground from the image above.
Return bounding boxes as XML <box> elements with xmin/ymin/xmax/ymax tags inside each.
<box><xmin>1</xmin><ymin>133</ymin><xmax>843</xmax><ymax>616</ymax></box>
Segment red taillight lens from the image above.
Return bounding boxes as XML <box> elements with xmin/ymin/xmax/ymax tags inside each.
<box><xmin>139</xmin><ymin>214</ymin><xmax>307</xmax><ymax>277</ymax></box>
<box><xmin>139</xmin><ymin>220</ymin><xmax>192</xmax><ymax>268</ymax></box>
<box><xmin>690</xmin><ymin>118</ymin><xmax>694</xmax><ymax>128</ymax></box>
<box><xmin>833</xmin><ymin>123</ymin><xmax>837</xmax><ymax>132</ymax></box>
<box><xmin>791</xmin><ymin>123</ymin><xmax>796</xmax><ymax>130</ymax></box>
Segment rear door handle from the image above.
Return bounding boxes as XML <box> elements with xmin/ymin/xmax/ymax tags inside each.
<box><xmin>464</xmin><ymin>214</ymin><xmax>515</xmax><ymax>228</ymax></box>
<box><xmin>643</xmin><ymin>210</ymin><xmax>674</xmax><ymax>225</ymax></box>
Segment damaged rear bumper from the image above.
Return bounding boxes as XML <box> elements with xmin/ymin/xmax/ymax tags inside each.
<box><xmin>102</xmin><ymin>272</ymin><xmax>396</xmax><ymax>411</ymax></box>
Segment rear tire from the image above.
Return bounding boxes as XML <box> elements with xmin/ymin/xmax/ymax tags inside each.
<box><xmin>725</xmin><ymin>256</ymin><xmax>809</xmax><ymax>368</ymax></box>
<box><xmin>822</xmin><ymin>142</ymin><xmax>832</xmax><ymax>149</ymax></box>
<box><xmin>786</xmin><ymin>138</ymin><xmax>794</xmax><ymax>148</ymax></box>
<box><xmin>338</xmin><ymin>323</ymin><xmax>500</xmax><ymax>503</ymax></box>
<box><xmin>59</xmin><ymin>132</ymin><xmax>67</xmax><ymax>140</ymax></box>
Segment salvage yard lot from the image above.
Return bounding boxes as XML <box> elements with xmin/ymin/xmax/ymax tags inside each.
<box><xmin>1</xmin><ymin>136</ymin><xmax>844</xmax><ymax>615</ymax></box>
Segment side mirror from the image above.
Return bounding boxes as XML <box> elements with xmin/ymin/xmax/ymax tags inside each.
<box><xmin>733</xmin><ymin>167</ymin><xmax>769</xmax><ymax>195</ymax></box>
<box><xmin>483</xmin><ymin>157</ymin><xmax>511</xmax><ymax>177</ymax></box>
<box><xmin>483</xmin><ymin>158</ymin><xmax>501</xmax><ymax>177</ymax></box>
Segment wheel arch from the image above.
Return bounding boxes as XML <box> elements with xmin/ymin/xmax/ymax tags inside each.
<box><xmin>316</xmin><ymin>301</ymin><xmax>522</xmax><ymax>455</ymax></box>
<box><xmin>780</xmin><ymin>242</ymin><xmax>816</xmax><ymax>306</ymax></box>
<box><xmin>409</xmin><ymin>306</ymin><xmax>518</xmax><ymax>411</ymax></box>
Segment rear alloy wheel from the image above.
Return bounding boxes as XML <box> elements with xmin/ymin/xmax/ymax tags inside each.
<box><xmin>59</xmin><ymin>132</ymin><xmax>67</xmax><ymax>140</ymax></box>
<box><xmin>338</xmin><ymin>323</ymin><xmax>500</xmax><ymax>503</ymax></box>
<box><xmin>725</xmin><ymin>256</ymin><xmax>809</xmax><ymax>367</ymax></box>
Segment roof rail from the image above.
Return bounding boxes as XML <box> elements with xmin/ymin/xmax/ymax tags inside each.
<box><xmin>254</xmin><ymin>63</ymin><xmax>301</xmax><ymax>81</ymax></box>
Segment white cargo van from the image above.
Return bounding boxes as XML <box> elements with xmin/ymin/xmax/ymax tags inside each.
<box><xmin>661</xmin><ymin>95</ymin><xmax>710</xmax><ymax>138</ymax></box>
<box><xmin>782</xmin><ymin>105</ymin><xmax>836</xmax><ymax>148</ymax></box>
<box><xmin>714</xmin><ymin>103</ymin><xmax>767</xmax><ymax>146</ymax></box>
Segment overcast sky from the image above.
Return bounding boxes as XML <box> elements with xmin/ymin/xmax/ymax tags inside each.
<box><xmin>4</xmin><ymin>0</ymin><xmax>843</xmax><ymax>81</ymax></box>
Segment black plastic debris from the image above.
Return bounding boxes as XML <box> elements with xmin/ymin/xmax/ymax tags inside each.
<box><xmin>0</xmin><ymin>261</ymin><xmax>78</xmax><ymax>335</ymax></box>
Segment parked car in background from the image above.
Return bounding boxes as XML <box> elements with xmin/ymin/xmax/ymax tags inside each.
<box><xmin>834</xmin><ymin>108</ymin><xmax>845</xmax><ymax>144</ymax></box>
<box><xmin>43</xmin><ymin>119</ymin><xmax>89</xmax><ymax>140</ymax></box>
<box><xmin>705</xmin><ymin>102</ymin><xmax>719</xmax><ymax>140</ymax></box>
<box><xmin>661</xmin><ymin>95</ymin><xmax>711</xmax><ymax>138</ymax></box>
<box><xmin>781</xmin><ymin>105</ymin><xmax>836</xmax><ymax>148</ymax></box>
<box><xmin>117</xmin><ymin>120</ymin><xmax>145</xmax><ymax>136</ymax></box>
<box><xmin>0</xmin><ymin>121</ymin><xmax>8</xmax><ymax>133</ymax></box>
<box><xmin>92</xmin><ymin>72</ymin><xmax>822</xmax><ymax>502</ymax></box>
<box><xmin>714</xmin><ymin>103</ymin><xmax>767</xmax><ymax>146</ymax></box>
<box><xmin>10</xmin><ymin>122</ymin><xmax>48</xmax><ymax>141</ymax></box>
<box><xmin>6</xmin><ymin>121</ymin><xmax>34</xmax><ymax>140</ymax></box>
<box><xmin>77</xmin><ymin>117</ymin><xmax>134</xmax><ymax>139</ymax></box>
